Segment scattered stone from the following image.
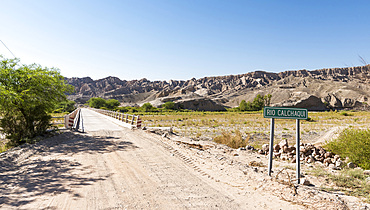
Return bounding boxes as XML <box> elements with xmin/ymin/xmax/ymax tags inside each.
<box><xmin>312</xmin><ymin>148</ymin><xmax>320</xmax><ymax>156</ymax></box>
<box><xmin>300</xmin><ymin>147</ymin><xmax>307</xmax><ymax>154</ymax></box>
<box><xmin>328</xmin><ymin>163</ymin><xmax>335</xmax><ymax>168</ymax></box>
<box><xmin>246</xmin><ymin>145</ymin><xmax>255</xmax><ymax>150</ymax></box>
<box><xmin>347</xmin><ymin>162</ymin><xmax>355</xmax><ymax>169</ymax></box>
<box><xmin>335</xmin><ymin>160</ymin><xmax>343</xmax><ymax>168</ymax></box>
<box><xmin>262</xmin><ymin>144</ymin><xmax>269</xmax><ymax>152</ymax></box>
<box><xmin>242</xmin><ymin>170</ymin><xmax>248</xmax><ymax>175</ymax></box>
<box><xmin>307</xmin><ymin>156</ymin><xmax>315</xmax><ymax>163</ymax></box>
<box><xmin>263</xmin><ymin>141</ymin><xmax>344</xmax><ymax>169</ymax></box>
<box><xmin>323</xmin><ymin>158</ymin><xmax>332</xmax><ymax>165</ymax></box>
<box><xmin>279</xmin><ymin>139</ymin><xmax>288</xmax><ymax>148</ymax></box>
<box><xmin>324</xmin><ymin>152</ymin><xmax>333</xmax><ymax>159</ymax></box>
<box><xmin>274</xmin><ymin>152</ymin><xmax>281</xmax><ymax>158</ymax></box>
<box><xmin>282</xmin><ymin>146</ymin><xmax>291</xmax><ymax>153</ymax></box>
<box><xmin>281</xmin><ymin>155</ymin><xmax>288</xmax><ymax>161</ymax></box>
<box><xmin>364</xmin><ymin>170</ymin><xmax>370</xmax><ymax>175</ymax></box>
<box><xmin>301</xmin><ymin>178</ymin><xmax>311</xmax><ymax>186</ymax></box>
<box><xmin>258</xmin><ymin>149</ymin><xmax>264</xmax><ymax>155</ymax></box>
<box><xmin>334</xmin><ymin>155</ymin><xmax>340</xmax><ymax>162</ymax></box>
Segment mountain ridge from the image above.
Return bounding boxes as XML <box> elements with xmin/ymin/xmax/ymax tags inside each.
<box><xmin>66</xmin><ymin>65</ymin><xmax>370</xmax><ymax>111</ymax></box>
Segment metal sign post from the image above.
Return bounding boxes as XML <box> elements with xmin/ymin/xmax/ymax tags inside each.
<box><xmin>263</xmin><ymin>107</ymin><xmax>308</xmax><ymax>184</ymax></box>
<box><xmin>296</xmin><ymin>119</ymin><xmax>300</xmax><ymax>184</ymax></box>
<box><xmin>268</xmin><ymin>118</ymin><xmax>274</xmax><ymax>176</ymax></box>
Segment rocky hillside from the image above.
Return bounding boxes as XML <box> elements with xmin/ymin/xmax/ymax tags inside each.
<box><xmin>66</xmin><ymin>65</ymin><xmax>370</xmax><ymax>111</ymax></box>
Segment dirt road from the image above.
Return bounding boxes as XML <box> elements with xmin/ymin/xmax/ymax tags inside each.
<box><xmin>0</xmin><ymin>109</ymin><xmax>305</xmax><ymax>209</ymax></box>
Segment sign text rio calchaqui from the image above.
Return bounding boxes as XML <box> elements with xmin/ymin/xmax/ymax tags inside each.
<box><xmin>263</xmin><ymin>107</ymin><xmax>308</xmax><ymax>120</ymax></box>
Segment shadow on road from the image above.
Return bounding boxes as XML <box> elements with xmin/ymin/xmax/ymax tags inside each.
<box><xmin>0</xmin><ymin>130</ymin><xmax>138</xmax><ymax>208</ymax></box>
<box><xmin>48</xmin><ymin>131</ymin><xmax>139</xmax><ymax>155</ymax></box>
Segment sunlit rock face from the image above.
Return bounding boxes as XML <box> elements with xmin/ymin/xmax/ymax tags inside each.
<box><xmin>66</xmin><ymin>65</ymin><xmax>370</xmax><ymax>111</ymax></box>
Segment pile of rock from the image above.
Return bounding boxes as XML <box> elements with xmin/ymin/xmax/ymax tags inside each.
<box><xmin>258</xmin><ymin>139</ymin><xmax>349</xmax><ymax>169</ymax></box>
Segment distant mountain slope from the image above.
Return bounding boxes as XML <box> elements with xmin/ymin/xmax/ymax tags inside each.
<box><xmin>66</xmin><ymin>65</ymin><xmax>370</xmax><ymax>111</ymax></box>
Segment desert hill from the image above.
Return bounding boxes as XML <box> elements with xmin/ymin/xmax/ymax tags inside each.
<box><xmin>66</xmin><ymin>65</ymin><xmax>370</xmax><ymax>111</ymax></box>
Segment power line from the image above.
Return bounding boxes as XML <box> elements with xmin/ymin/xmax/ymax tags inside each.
<box><xmin>0</xmin><ymin>40</ymin><xmax>17</xmax><ymax>58</ymax></box>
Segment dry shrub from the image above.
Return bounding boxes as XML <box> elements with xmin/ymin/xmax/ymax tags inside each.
<box><xmin>325</xmin><ymin>128</ymin><xmax>370</xmax><ymax>169</ymax></box>
<box><xmin>214</xmin><ymin>130</ymin><xmax>248</xmax><ymax>149</ymax></box>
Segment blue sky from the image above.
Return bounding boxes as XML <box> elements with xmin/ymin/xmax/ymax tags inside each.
<box><xmin>1</xmin><ymin>0</ymin><xmax>370</xmax><ymax>81</ymax></box>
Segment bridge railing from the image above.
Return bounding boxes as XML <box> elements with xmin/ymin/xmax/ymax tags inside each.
<box><xmin>89</xmin><ymin>108</ymin><xmax>142</xmax><ymax>129</ymax></box>
<box><xmin>64</xmin><ymin>108</ymin><xmax>81</xmax><ymax>129</ymax></box>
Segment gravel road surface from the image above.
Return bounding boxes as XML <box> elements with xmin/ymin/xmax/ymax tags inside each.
<box><xmin>0</xmin><ymin>109</ymin><xmax>321</xmax><ymax>209</ymax></box>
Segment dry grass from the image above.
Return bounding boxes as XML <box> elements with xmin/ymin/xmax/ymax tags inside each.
<box><xmin>142</xmin><ymin>111</ymin><xmax>370</xmax><ymax>148</ymax></box>
<box><xmin>308</xmin><ymin>167</ymin><xmax>370</xmax><ymax>202</ymax></box>
<box><xmin>213</xmin><ymin>130</ymin><xmax>248</xmax><ymax>149</ymax></box>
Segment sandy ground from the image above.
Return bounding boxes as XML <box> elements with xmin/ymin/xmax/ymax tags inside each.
<box><xmin>0</xmin><ymin>109</ymin><xmax>368</xmax><ymax>209</ymax></box>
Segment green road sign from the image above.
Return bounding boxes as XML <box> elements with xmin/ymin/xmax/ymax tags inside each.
<box><xmin>263</xmin><ymin>107</ymin><xmax>308</xmax><ymax>120</ymax></box>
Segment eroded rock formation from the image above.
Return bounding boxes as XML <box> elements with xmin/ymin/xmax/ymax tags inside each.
<box><xmin>66</xmin><ymin>65</ymin><xmax>370</xmax><ymax>111</ymax></box>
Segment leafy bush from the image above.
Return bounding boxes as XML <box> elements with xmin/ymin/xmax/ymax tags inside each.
<box><xmin>162</xmin><ymin>101</ymin><xmax>176</xmax><ymax>110</ymax></box>
<box><xmin>340</xmin><ymin>111</ymin><xmax>353</xmax><ymax>116</ymax></box>
<box><xmin>214</xmin><ymin>130</ymin><xmax>248</xmax><ymax>149</ymax></box>
<box><xmin>106</xmin><ymin>99</ymin><xmax>120</xmax><ymax>109</ymax></box>
<box><xmin>88</xmin><ymin>97</ymin><xmax>107</xmax><ymax>109</ymax></box>
<box><xmin>142</xmin><ymin>103</ymin><xmax>154</xmax><ymax>112</ymax></box>
<box><xmin>87</xmin><ymin>97</ymin><xmax>120</xmax><ymax>110</ymax></box>
<box><xmin>0</xmin><ymin>56</ymin><xmax>73</xmax><ymax>145</ymax></box>
<box><xmin>53</xmin><ymin>100</ymin><xmax>76</xmax><ymax>113</ymax></box>
<box><xmin>325</xmin><ymin>128</ymin><xmax>370</xmax><ymax>169</ymax></box>
<box><xmin>239</xmin><ymin>94</ymin><xmax>272</xmax><ymax>111</ymax></box>
<box><xmin>116</xmin><ymin>106</ymin><xmax>129</xmax><ymax>113</ymax></box>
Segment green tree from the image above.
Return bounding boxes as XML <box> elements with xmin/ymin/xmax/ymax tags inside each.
<box><xmin>88</xmin><ymin>97</ymin><xmax>107</xmax><ymax>109</ymax></box>
<box><xmin>54</xmin><ymin>100</ymin><xmax>76</xmax><ymax>113</ymax></box>
<box><xmin>263</xmin><ymin>94</ymin><xmax>272</xmax><ymax>106</ymax></box>
<box><xmin>325</xmin><ymin>128</ymin><xmax>370</xmax><ymax>169</ymax></box>
<box><xmin>239</xmin><ymin>100</ymin><xmax>249</xmax><ymax>111</ymax></box>
<box><xmin>106</xmin><ymin>99</ymin><xmax>120</xmax><ymax>109</ymax></box>
<box><xmin>0</xmin><ymin>56</ymin><xmax>73</xmax><ymax>145</ymax></box>
<box><xmin>238</xmin><ymin>94</ymin><xmax>272</xmax><ymax>111</ymax></box>
<box><xmin>251</xmin><ymin>94</ymin><xmax>264</xmax><ymax>110</ymax></box>
<box><xmin>141</xmin><ymin>102</ymin><xmax>153</xmax><ymax>112</ymax></box>
<box><xmin>163</xmin><ymin>101</ymin><xmax>176</xmax><ymax>110</ymax></box>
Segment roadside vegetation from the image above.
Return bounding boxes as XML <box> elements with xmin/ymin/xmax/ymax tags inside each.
<box><xmin>87</xmin><ymin>97</ymin><xmax>120</xmax><ymax>110</ymax></box>
<box><xmin>308</xmin><ymin>167</ymin><xmax>370</xmax><ymax>201</ymax></box>
<box><xmin>53</xmin><ymin>100</ymin><xmax>76</xmax><ymax>113</ymax></box>
<box><xmin>231</xmin><ymin>94</ymin><xmax>272</xmax><ymax>111</ymax></box>
<box><xmin>86</xmin><ymin>94</ymin><xmax>271</xmax><ymax>114</ymax></box>
<box><xmin>325</xmin><ymin>128</ymin><xmax>370</xmax><ymax>170</ymax></box>
<box><xmin>213</xmin><ymin>130</ymin><xmax>249</xmax><ymax>149</ymax></box>
<box><xmin>141</xmin><ymin>110</ymin><xmax>370</xmax><ymax>142</ymax></box>
<box><xmin>0</xmin><ymin>56</ymin><xmax>73</xmax><ymax>148</ymax></box>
